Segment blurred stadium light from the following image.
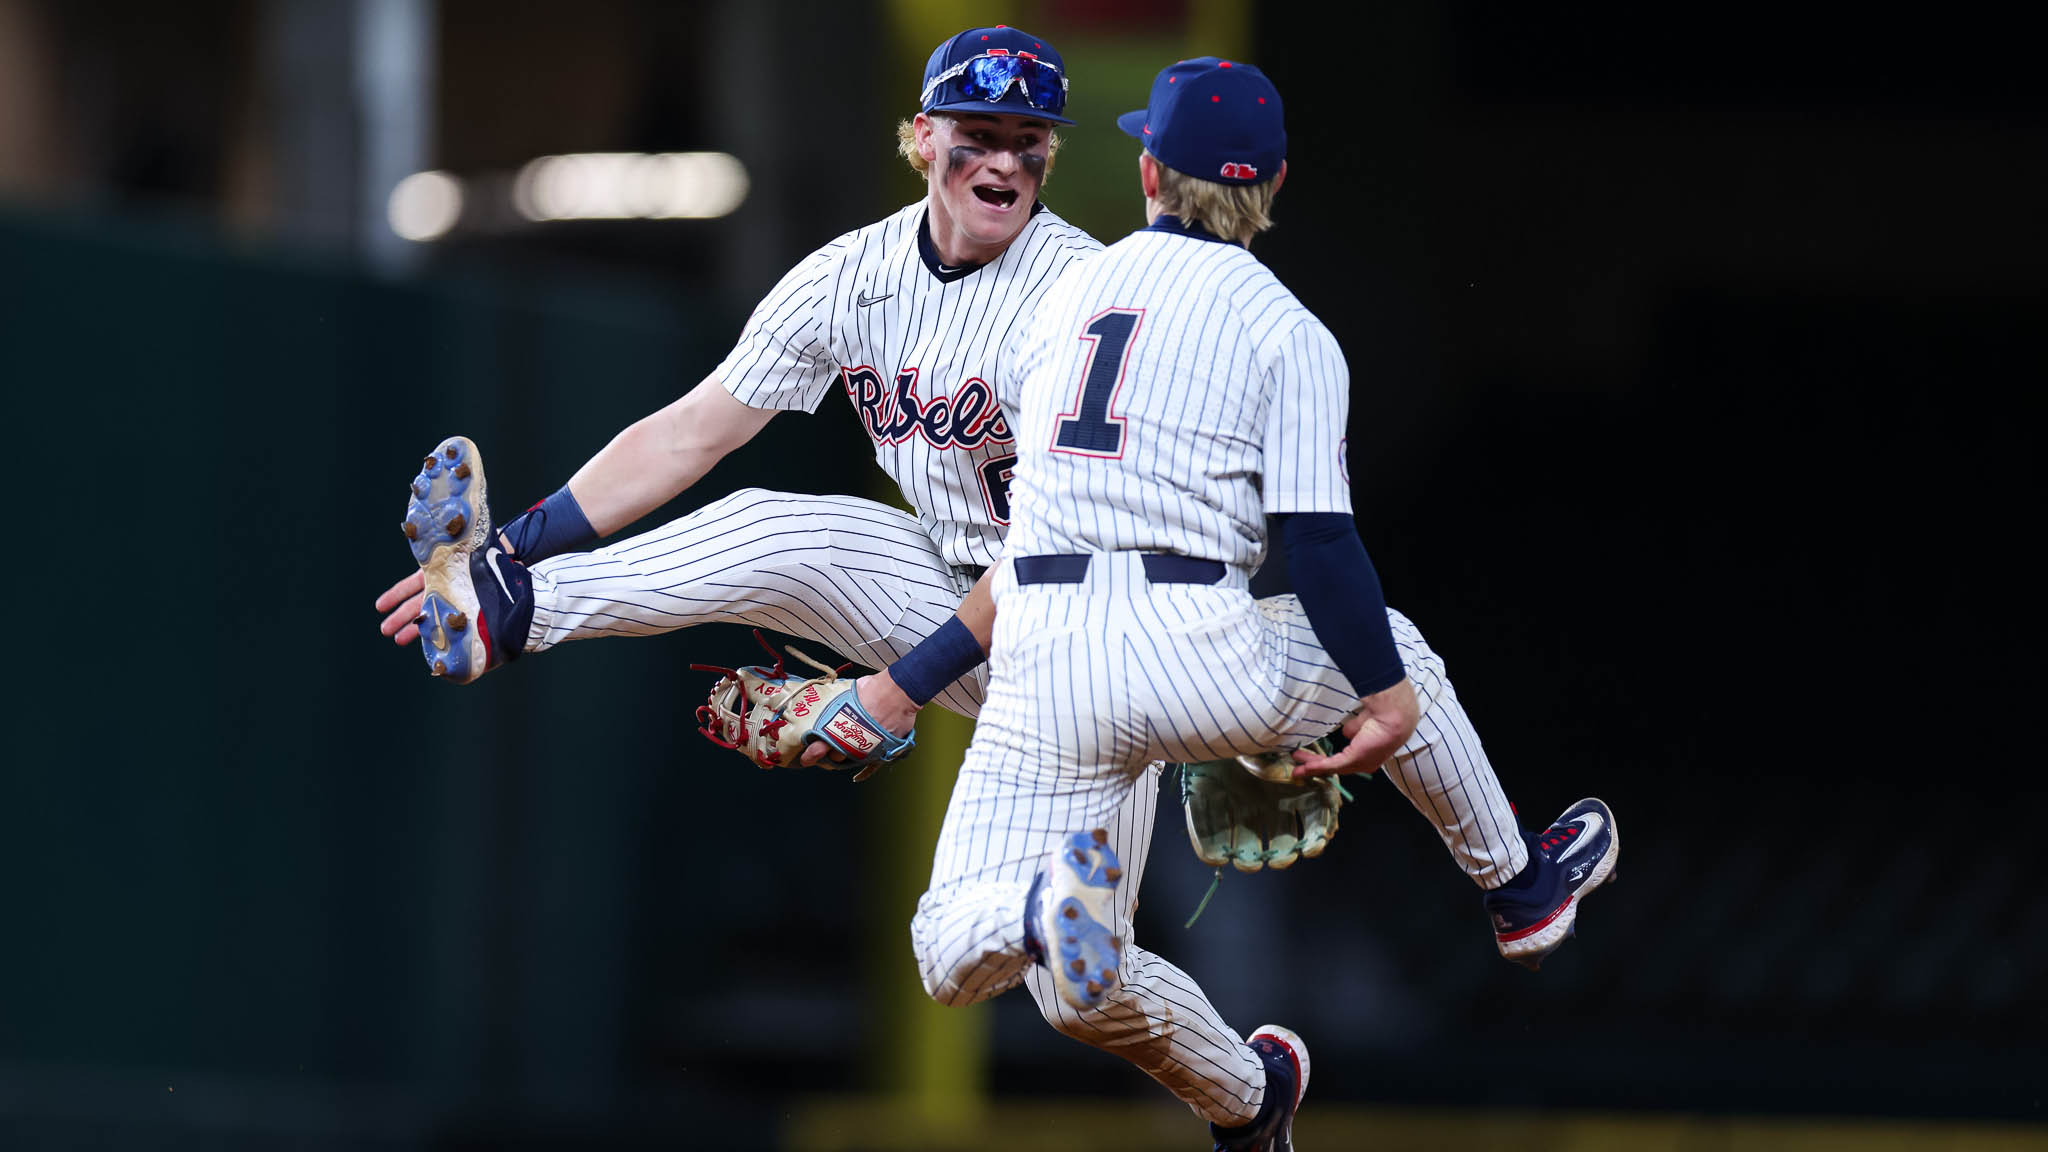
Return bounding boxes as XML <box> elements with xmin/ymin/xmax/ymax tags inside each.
<box><xmin>511</xmin><ymin>151</ymin><xmax>750</xmax><ymax>222</ymax></box>
<box><xmin>385</xmin><ymin>169</ymin><xmax>463</xmax><ymax>240</ymax></box>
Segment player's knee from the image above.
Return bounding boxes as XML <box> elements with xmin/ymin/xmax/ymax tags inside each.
<box><xmin>908</xmin><ymin>904</ymin><xmax>965</xmax><ymax>1006</ymax></box>
<box><xmin>909</xmin><ymin>900</ymin><xmax>1016</xmax><ymax>1008</ymax></box>
<box><xmin>918</xmin><ymin>964</ymin><xmax>976</xmax><ymax>1008</ymax></box>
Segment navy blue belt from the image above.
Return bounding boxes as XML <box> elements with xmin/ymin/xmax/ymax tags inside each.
<box><xmin>1013</xmin><ymin>553</ymin><xmax>1226</xmax><ymax>586</ymax></box>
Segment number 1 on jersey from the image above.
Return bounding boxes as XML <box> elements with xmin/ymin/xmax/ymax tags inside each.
<box><xmin>1052</xmin><ymin>309</ymin><xmax>1143</xmax><ymax>457</ymax></box>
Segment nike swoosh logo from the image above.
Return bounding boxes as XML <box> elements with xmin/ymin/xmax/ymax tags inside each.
<box><xmin>484</xmin><ymin>548</ymin><xmax>518</xmax><ymax>604</ymax></box>
<box><xmin>856</xmin><ymin>291</ymin><xmax>892</xmax><ymax>307</ymax></box>
<box><xmin>1554</xmin><ymin>811</ymin><xmax>1605</xmax><ymax>864</ymax></box>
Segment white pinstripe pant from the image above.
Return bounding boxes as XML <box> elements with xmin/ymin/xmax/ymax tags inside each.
<box><xmin>911</xmin><ymin>553</ymin><xmax>1525</xmax><ymax>1126</ymax></box>
<box><xmin>522</xmin><ymin>488</ymin><xmax>988</xmax><ymax>718</ymax></box>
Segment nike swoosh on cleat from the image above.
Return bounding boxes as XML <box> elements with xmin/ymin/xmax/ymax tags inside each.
<box><xmin>485</xmin><ymin>548</ymin><xmax>519</xmax><ymax>604</ymax></box>
<box><xmin>1554</xmin><ymin>812</ymin><xmax>1605</xmax><ymax>864</ymax></box>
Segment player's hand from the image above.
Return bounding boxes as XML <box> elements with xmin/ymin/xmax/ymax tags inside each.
<box><xmin>1292</xmin><ymin>677</ymin><xmax>1420</xmax><ymax>779</ymax></box>
<box><xmin>798</xmin><ymin>671</ymin><xmax>920</xmax><ymax>767</ymax></box>
<box><xmin>375</xmin><ymin>570</ymin><xmax>427</xmax><ymax>647</ymax></box>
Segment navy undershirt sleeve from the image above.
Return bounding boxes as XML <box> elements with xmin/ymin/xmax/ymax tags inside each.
<box><xmin>1277</xmin><ymin>512</ymin><xmax>1406</xmax><ymax>696</ymax></box>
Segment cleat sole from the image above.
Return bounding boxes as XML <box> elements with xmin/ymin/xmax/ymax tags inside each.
<box><xmin>404</xmin><ymin>435</ymin><xmax>491</xmax><ymax>568</ymax></box>
<box><xmin>408</xmin><ymin>436</ymin><xmax>493</xmax><ymax>683</ymax></box>
<box><xmin>1045</xmin><ymin>829</ymin><xmax>1124</xmax><ymax>1012</ymax></box>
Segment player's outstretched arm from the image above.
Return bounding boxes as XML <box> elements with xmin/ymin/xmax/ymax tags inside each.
<box><xmin>375</xmin><ymin>373</ymin><xmax>779</xmax><ymax>647</ymax></box>
<box><xmin>798</xmin><ymin>567</ymin><xmax>999</xmax><ymax>767</ymax></box>
<box><xmin>561</xmin><ymin>373</ymin><xmax>779</xmax><ymax>537</ymax></box>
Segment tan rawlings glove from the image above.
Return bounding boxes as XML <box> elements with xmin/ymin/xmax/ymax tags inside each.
<box><xmin>692</xmin><ymin>631</ymin><xmax>916</xmax><ymax>782</ymax></box>
<box><xmin>1179</xmin><ymin>736</ymin><xmax>1360</xmax><ymax>872</ymax></box>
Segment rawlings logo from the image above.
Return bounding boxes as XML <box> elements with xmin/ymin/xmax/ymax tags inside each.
<box><xmin>825</xmin><ymin>712</ymin><xmax>881</xmax><ymax>754</ymax></box>
<box><xmin>1219</xmin><ymin>162</ymin><xmax>1259</xmax><ymax>180</ymax></box>
<box><xmin>844</xmin><ymin>366</ymin><xmax>1014</xmax><ymax>450</ymax></box>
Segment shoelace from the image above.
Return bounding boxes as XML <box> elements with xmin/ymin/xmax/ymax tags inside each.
<box><xmin>495</xmin><ymin>504</ymin><xmax>547</xmax><ymax>559</ymax></box>
<box><xmin>1536</xmin><ymin>823</ymin><xmax>1582</xmax><ymax>857</ymax></box>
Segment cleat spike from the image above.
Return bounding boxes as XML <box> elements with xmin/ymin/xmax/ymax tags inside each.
<box><xmin>1100</xmin><ymin>968</ymin><xmax>1115</xmax><ymax>984</ymax></box>
<box><xmin>1072</xmin><ymin>849</ymin><xmax>1087</xmax><ymax>865</ymax></box>
<box><xmin>432</xmin><ymin>660</ymin><xmax>447</xmax><ymax>676</ymax></box>
<box><xmin>454</xmin><ymin>463</ymin><xmax>471</xmax><ymax>479</ymax></box>
<box><xmin>1070</xmin><ymin>959</ymin><xmax>1086</xmax><ymax>975</ymax></box>
<box><xmin>446</xmin><ymin>513</ymin><xmax>467</xmax><ymax>537</ymax></box>
<box><xmin>1085</xmin><ymin>980</ymin><xmax>1102</xmax><ymax>996</ymax></box>
<box><xmin>1063</xmin><ymin>905</ymin><xmax>1079</xmax><ymax>920</ymax></box>
<box><xmin>447</xmin><ymin>612</ymin><xmax>467</xmax><ymax>633</ymax></box>
<box><xmin>1104</xmin><ymin>866</ymin><xmax>1122</xmax><ymax>883</ymax></box>
<box><xmin>1091</xmin><ymin>828</ymin><xmax>1108</xmax><ymax>846</ymax></box>
<box><xmin>402</xmin><ymin>522</ymin><xmax>418</xmax><ymax>540</ymax></box>
<box><xmin>444</xmin><ymin>445</ymin><xmax>458</xmax><ymax>460</ymax></box>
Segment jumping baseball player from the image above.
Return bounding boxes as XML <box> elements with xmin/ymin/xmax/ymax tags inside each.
<box><xmin>899</xmin><ymin>59</ymin><xmax>1619</xmax><ymax>1151</ymax></box>
<box><xmin>376</xmin><ymin>26</ymin><xmax>1098</xmax><ymax>740</ymax></box>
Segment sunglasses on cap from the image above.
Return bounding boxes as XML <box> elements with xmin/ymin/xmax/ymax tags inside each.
<box><xmin>921</xmin><ymin>52</ymin><xmax>1069</xmax><ymax>118</ymax></box>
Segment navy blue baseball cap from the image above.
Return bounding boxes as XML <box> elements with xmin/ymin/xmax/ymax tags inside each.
<box><xmin>920</xmin><ymin>26</ymin><xmax>1074</xmax><ymax>125</ymax></box>
<box><xmin>1117</xmin><ymin>57</ymin><xmax>1284</xmax><ymax>185</ymax></box>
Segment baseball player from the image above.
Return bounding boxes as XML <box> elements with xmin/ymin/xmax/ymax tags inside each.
<box><xmin>375</xmin><ymin>25</ymin><xmax>1098</xmax><ymax>736</ymax></box>
<box><xmin>897</xmin><ymin>59</ymin><xmax>1619</xmax><ymax>1150</ymax></box>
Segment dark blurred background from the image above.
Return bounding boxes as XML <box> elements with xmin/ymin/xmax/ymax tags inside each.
<box><xmin>3</xmin><ymin>1</ymin><xmax>2040</xmax><ymax>1149</ymax></box>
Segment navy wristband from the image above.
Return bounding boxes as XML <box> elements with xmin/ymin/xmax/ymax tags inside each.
<box><xmin>1279</xmin><ymin>512</ymin><xmax>1407</xmax><ymax>696</ymax></box>
<box><xmin>890</xmin><ymin>617</ymin><xmax>986</xmax><ymax>706</ymax></box>
<box><xmin>496</xmin><ymin>485</ymin><xmax>598</xmax><ymax>564</ymax></box>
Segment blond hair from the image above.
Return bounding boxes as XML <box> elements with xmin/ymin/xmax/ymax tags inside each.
<box><xmin>1150</xmin><ymin>159</ymin><xmax>1279</xmax><ymax>245</ymax></box>
<box><xmin>896</xmin><ymin>113</ymin><xmax>1062</xmax><ymax>182</ymax></box>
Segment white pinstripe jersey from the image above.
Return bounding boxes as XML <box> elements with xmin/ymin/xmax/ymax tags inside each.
<box><xmin>715</xmin><ymin>200</ymin><xmax>1102</xmax><ymax>570</ymax></box>
<box><xmin>1001</xmin><ymin>223</ymin><xmax>1353</xmax><ymax>571</ymax></box>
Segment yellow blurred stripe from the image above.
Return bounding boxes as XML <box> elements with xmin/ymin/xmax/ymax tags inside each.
<box><xmin>788</xmin><ymin>1096</ymin><xmax>2048</xmax><ymax>1152</ymax></box>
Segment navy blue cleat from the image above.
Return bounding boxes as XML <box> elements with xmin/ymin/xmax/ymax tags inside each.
<box><xmin>402</xmin><ymin>436</ymin><xmax>533</xmax><ymax>683</ymax></box>
<box><xmin>1483</xmin><ymin>797</ymin><xmax>1619</xmax><ymax>970</ymax></box>
<box><xmin>1036</xmin><ymin>828</ymin><xmax>1125</xmax><ymax>1011</ymax></box>
<box><xmin>1211</xmin><ymin>1025</ymin><xmax>1310</xmax><ymax>1151</ymax></box>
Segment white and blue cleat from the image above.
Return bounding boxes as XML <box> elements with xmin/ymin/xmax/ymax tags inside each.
<box><xmin>1483</xmin><ymin>797</ymin><xmax>1619</xmax><ymax>970</ymax></box>
<box><xmin>401</xmin><ymin>436</ymin><xmax>530</xmax><ymax>683</ymax></box>
<box><xmin>1039</xmin><ymin>828</ymin><xmax>1125</xmax><ymax>1012</ymax></box>
<box><xmin>1211</xmin><ymin>1025</ymin><xmax>1311</xmax><ymax>1152</ymax></box>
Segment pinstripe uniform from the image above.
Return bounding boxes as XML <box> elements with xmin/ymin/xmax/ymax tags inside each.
<box><xmin>520</xmin><ymin>202</ymin><xmax>1100</xmax><ymax>718</ymax></box>
<box><xmin>911</xmin><ymin>224</ymin><xmax>1527</xmax><ymax>1126</ymax></box>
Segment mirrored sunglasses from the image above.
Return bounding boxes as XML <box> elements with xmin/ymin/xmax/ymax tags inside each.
<box><xmin>921</xmin><ymin>52</ymin><xmax>1068</xmax><ymax>118</ymax></box>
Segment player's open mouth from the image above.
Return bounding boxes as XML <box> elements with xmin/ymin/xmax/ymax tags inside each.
<box><xmin>973</xmin><ymin>186</ymin><xmax>1019</xmax><ymax>209</ymax></box>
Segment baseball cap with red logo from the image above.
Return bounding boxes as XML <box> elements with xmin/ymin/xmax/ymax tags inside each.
<box><xmin>1116</xmin><ymin>56</ymin><xmax>1284</xmax><ymax>186</ymax></box>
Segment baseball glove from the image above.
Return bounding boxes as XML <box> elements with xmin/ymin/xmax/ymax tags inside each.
<box><xmin>692</xmin><ymin>631</ymin><xmax>916</xmax><ymax>782</ymax></box>
<box><xmin>1179</xmin><ymin>736</ymin><xmax>1362</xmax><ymax>873</ymax></box>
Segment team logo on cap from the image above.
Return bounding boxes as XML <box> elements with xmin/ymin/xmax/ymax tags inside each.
<box><xmin>1219</xmin><ymin>162</ymin><xmax>1259</xmax><ymax>180</ymax></box>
